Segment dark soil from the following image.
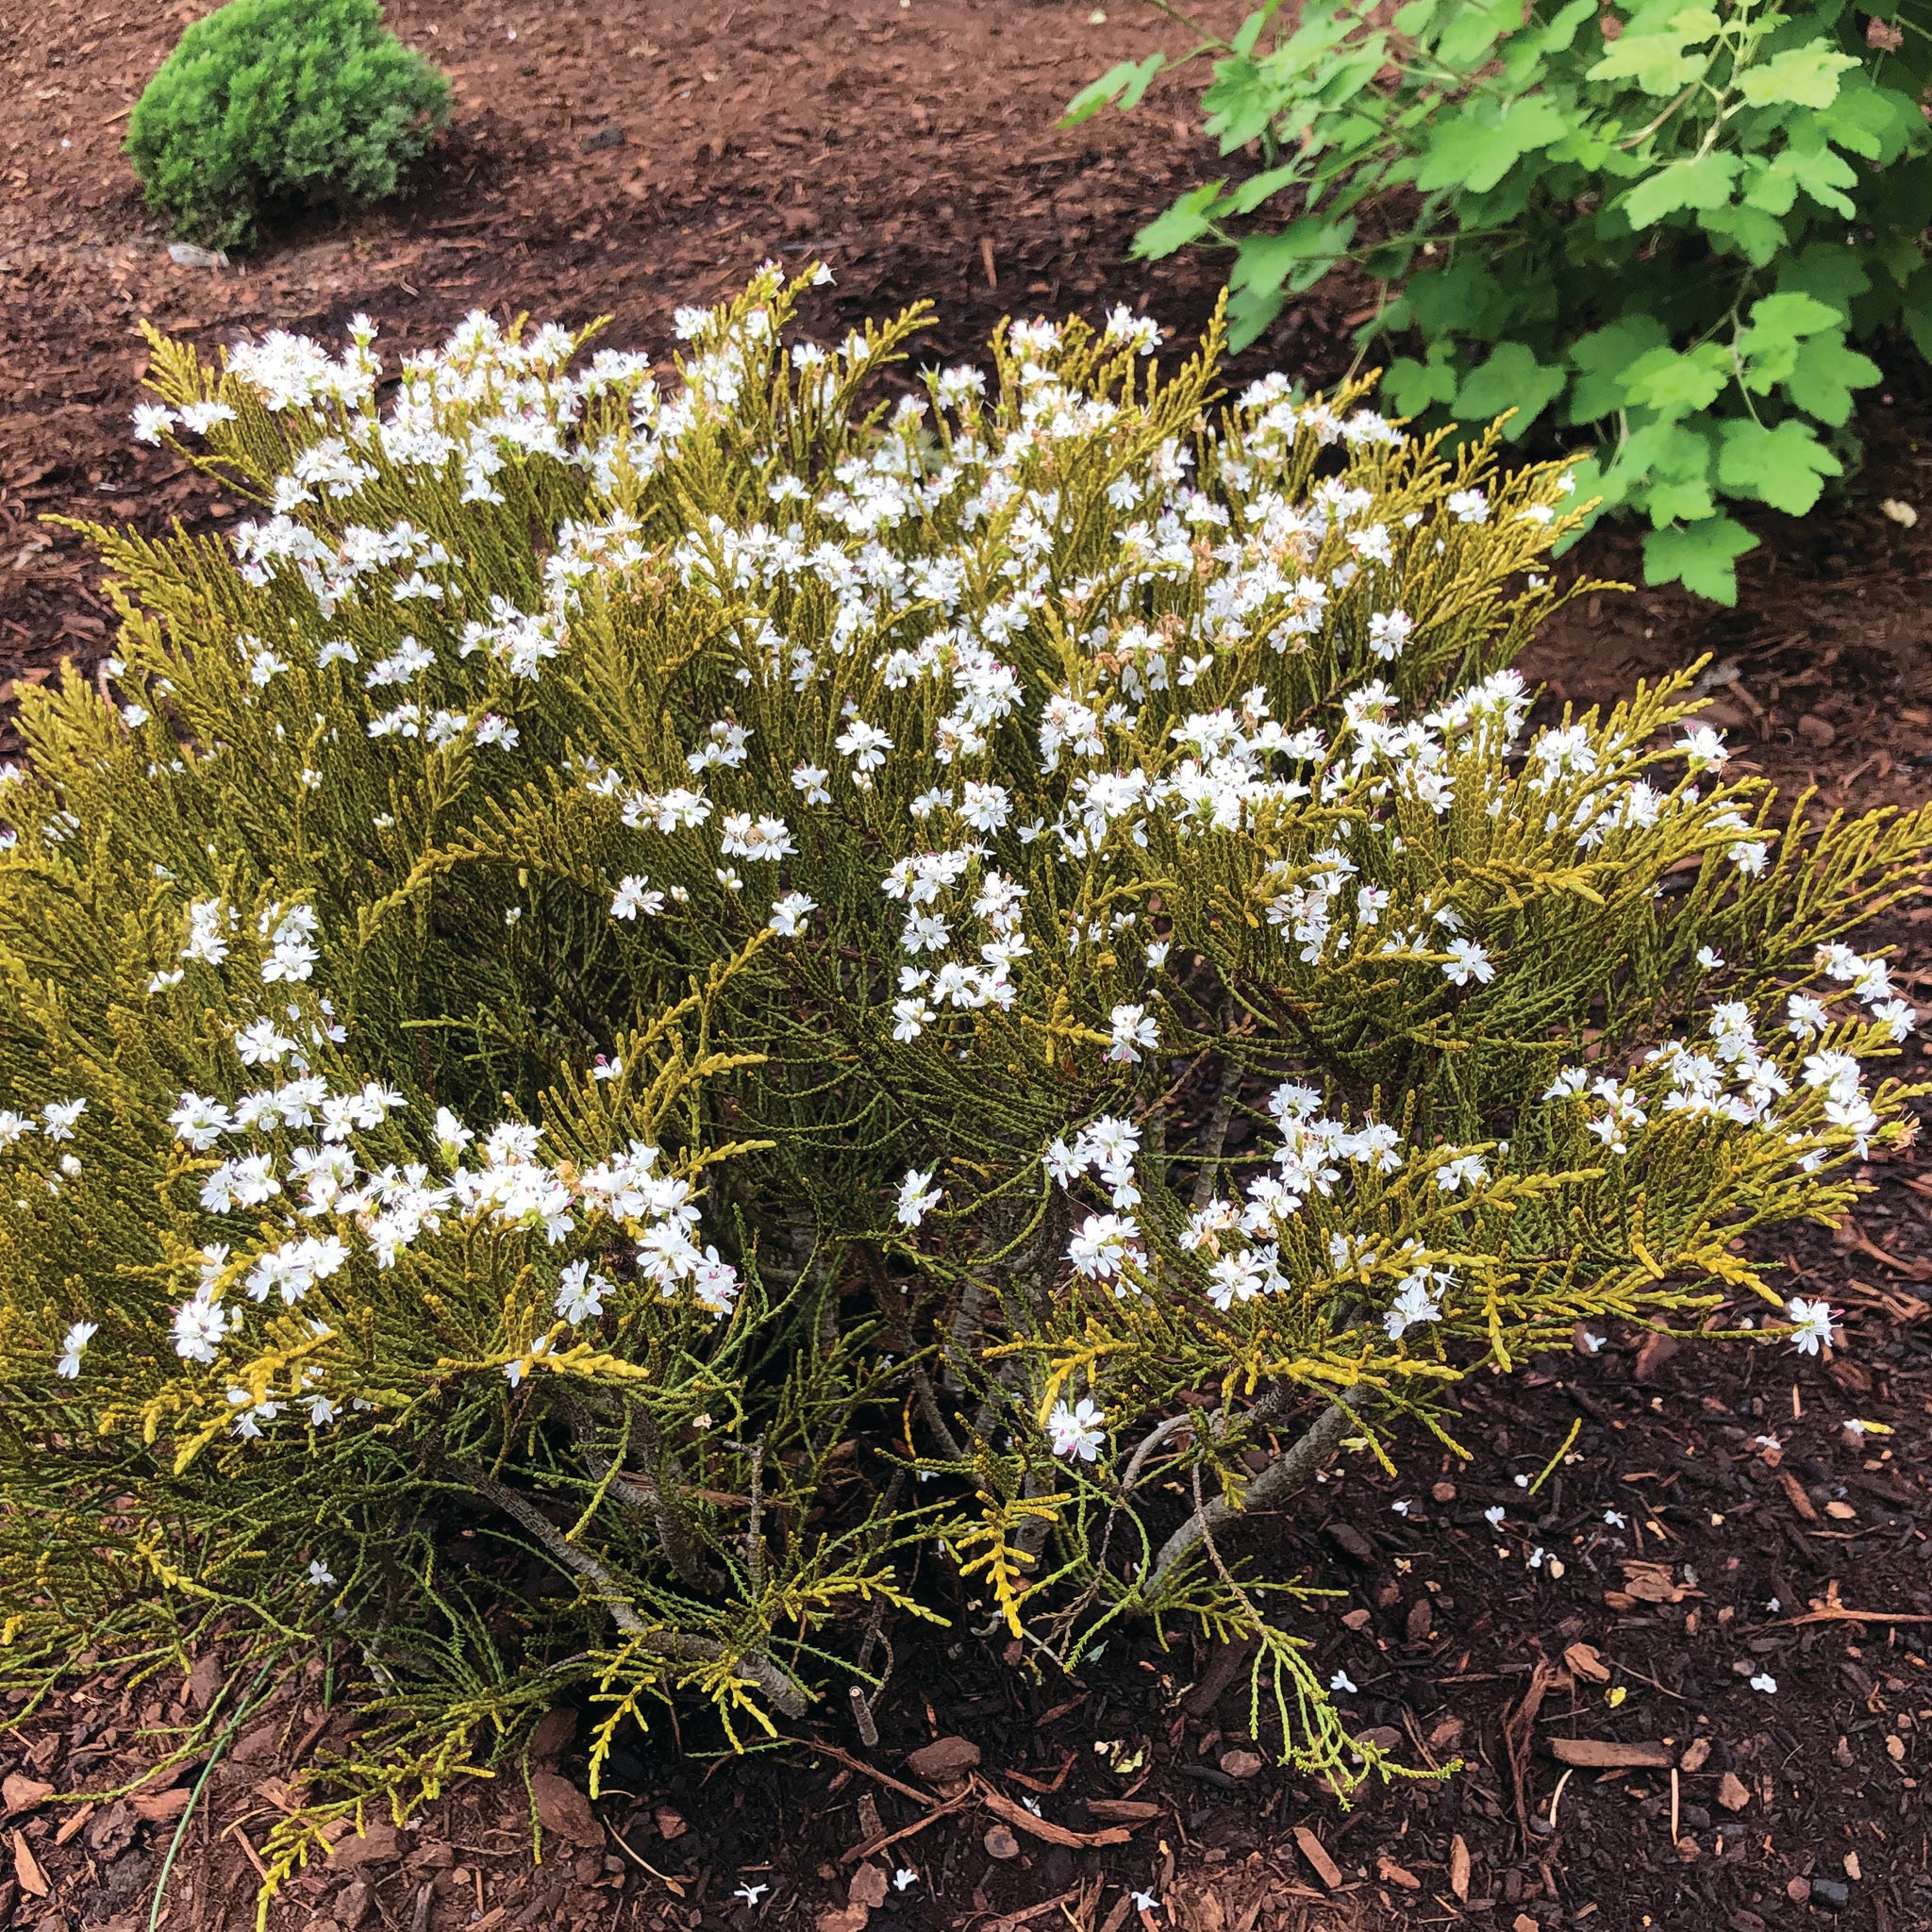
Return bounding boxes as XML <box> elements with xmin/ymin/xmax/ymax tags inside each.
<box><xmin>3</xmin><ymin>4</ymin><xmax>1931</xmax><ymax>1931</ymax></box>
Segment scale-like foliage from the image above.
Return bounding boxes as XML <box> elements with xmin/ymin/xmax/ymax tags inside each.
<box><xmin>126</xmin><ymin>0</ymin><xmax>451</xmax><ymax>251</ymax></box>
<box><xmin>0</xmin><ymin>271</ymin><xmax>1923</xmax><ymax>1877</ymax></box>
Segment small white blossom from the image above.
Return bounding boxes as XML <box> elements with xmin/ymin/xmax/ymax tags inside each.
<box><xmin>1107</xmin><ymin>1002</ymin><xmax>1158</xmax><ymax>1064</ymax></box>
<box><xmin>1786</xmin><ymin>1295</ymin><xmax>1838</xmax><ymax>1356</ymax></box>
<box><xmin>895</xmin><ymin>1168</ymin><xmax>941</xmax><ymax>1227</ymax></box>
<box><xmin>56</xmin><ymin>1319</ymin><xmax>96</xmax><ymax>1378</ymax></box>
<box><xmin>1442</xmin><ymin>938</ymin><xmax>1493</xmax><ymax>987</ymax></box>
<box><xmin>1047</xmin><ymin>1396</ymin><xmax>1106</xmax><ymax>1461</ymax></box>
<box><xmin>768</xmin><ymin>891</ymin><xmax>818</xmax><ymax>936</ymax></box>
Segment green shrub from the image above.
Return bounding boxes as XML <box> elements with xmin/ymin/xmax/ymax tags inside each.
<box><xmin>1</xmin><ymin>273</ymin><xmax>1925</xmax><ymax>1875</ymax></box>
<box><xmin>126</xmin><ymin>0</ymin><xmax>451</xmax><ymax>251</ymax></box>
<box><xmin>1069</xmin><ymin>0</ymin><xmax>1932</xmax><ymax>603</ymax></box>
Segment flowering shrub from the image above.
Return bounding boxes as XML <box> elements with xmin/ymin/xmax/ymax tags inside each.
<box><xmin>1069</xmin><ymin>0</ymin><xmax>1932</xmax><ymax>602</ymax></box>
<box><xmin>126</xmin><ymin>0</ymin><xmax>451</xmax><ymax>251</ymax></box>
<box><xmin>2</xmin><ymin>269</ymin><xmax>1926</xmax><ymax>1867</ymax></box>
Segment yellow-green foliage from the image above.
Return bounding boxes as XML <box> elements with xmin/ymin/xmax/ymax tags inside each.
<box><xmin>0</xmin><ymin>271</ymin><xmax>1924</xmax><ymax>1863</ymax></box>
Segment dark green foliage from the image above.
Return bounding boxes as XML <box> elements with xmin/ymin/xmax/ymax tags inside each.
<box><xmin>1069</xmin><ymin>0</ymin><xmax>1932</xmax><ymax>604</ymax></box>
<box><xmin>125</xmin><ymin>0</ymin><xmax>451</xmax><ymax>251</ymax></box>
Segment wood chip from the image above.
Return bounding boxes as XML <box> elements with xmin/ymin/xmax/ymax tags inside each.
<box><xmin>1620</xmin><ymin>1560</ymin><xmax>1688</xmax><ymax>1605</ymax></box>
<box><xmin>11</xmin><ymin>1829</ymin><xmax>48</xmax><ymax>1898</ymax></box>
<box><xmin>1716</xmin><ymin>1772</ymin><xmax>1751</xmax><ymax>1812</ymax></box>
<box><xmin>1779</xmin><ymin>1470</ymin><xmax>1819</xmax><ymax>1522</ymax></box>
<box><xmin>1377</xmin><ymin>1853</ymin><xmax>1423</xmax><ymax>1890</ymax></box>
<box><xmin>1563</xmin><ymin>1641</ymin><xmax>1612</xmax><ymax>1683</ymax></box>
<box><xmin>1678</xmin><ymin>1738</ymin><xmax>1711</xmax><ymax>1773</ymax></box>
<box><xmin>52</xmin><ymin>1803</ymin><xmax>94</xmax><ymax>1847</ymax></box>
<box><xmin>905</xmin><ymin>1736</ymin><xmax>980</xmax><ymax>1781</ymax></box>
<box><xmin>1292</xmin><ymin>1824</ymin><xmax>1343</xmax><ymax>1890</ymax></box>
<box><xmin>1084</xmin><ymin>1799</ymin><xmax>1159</xmax><ymax>1823</ymax></box>
<box><xmin>1548</xmin><ymin>1738</ymin><xmax>1674</xmax><ymax>1769</ymax></box>
<box><xmin>1449</xmin><ymin>1833</ymin><xmax>1471</xmax><ymax>1901</ymax></box>
<box><xmin>983</xmin><ymin>1824</ymin><xmax>1021</xmax><ymax>1860</ymax></box>
<box><xmin>1</xmin><ymin>1776</ymin><xmax>52</xmax><ymax>1815</ymax></box>
<box><xmin>976</xmin><ymin>1783</ymin><xmax>1130</xmax><ymax>1850</ymax></box>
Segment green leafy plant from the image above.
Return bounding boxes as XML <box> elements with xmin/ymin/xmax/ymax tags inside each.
<box><xmin>2</xmin><ymin>274</ymin><xmax>1926</xmax><ymax>1887</ymax></box>
<box><xmin>125</xmin><ymin>0</ymin><xmax>451</xmax><ymax>251</ymax></box>
<box><xmin>1069</xmin><ymin>0</ymin><xmax>1932</xmax><ymax>602</ymax></box>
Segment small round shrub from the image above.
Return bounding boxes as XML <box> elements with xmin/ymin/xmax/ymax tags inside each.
<box><xmin>1</xmin><ymin>273</ymin><xmax>1925</xmax><ymax>1873</ymax></box>
<box><xmin>125</xmin><ymin>0</ymin><xmax>451</xmax><ymax>251</ymax></box>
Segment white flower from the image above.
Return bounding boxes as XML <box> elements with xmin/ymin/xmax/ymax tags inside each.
<box><xmin>168</xmin><ymin>1092</ymin><xmax>234</xmax><ymax>1150</ymax></box>
<box><xmin>1434</xmin><ymin>1151</ymin><xmax>1487</xmax><ymax>1192</ymax></box>
<box><xmin>1130</xmin><ymin>1894</ymin><xmax>1160</xmax><ymax>1917</ymax></box>
<box><xmin>1749</xmin><ymin>1673</ymin><xmax>1777</xmax><ymax>1694</ymax></box>
<box><xmin>1367</xmin><ymin>610</ymin><xmax>1413</xmax><ymax>660</ymax></box>
<box><xmin>1442</xmin><ymin>938</ymin><xmax>1493</xmax><ymax>987</ymax></box>
<box><xmin>1484</xmin><ymin>1506</ymin><xmax>1506</xmax><ymax>1527</ymax></box>
<box><xmin>1695</xmin><ymin>946</ymin><xmax>1724</xmax><ymax>970</ymax></box>
<box><xmin>57</xmin><ymin>1319</ymin><xmax>96</xmax><ymax>1378</ymax></box>
<box><xmin>895</xmin><ymin>1168</ymin><xmax>941</xmax><ymax>1228</ymax></box>
<box><xmin>892</xmin><ymin>1869</ymin><xmax>918</xmax><ymax>1891</ymax></box>
<box><xmin>1677</xmin><ymin>724</ymin><xmax>1730</xmax><ymax>771</ymax></box>
<box><xmin>791</xmin><ymin>762</ymin><xmax>832</xmax><ymax>806</ymax></box>
<box><xmin>1603</xmin><ymin>1508</ymin><xmax>1626</xmax><ymax>1528</ymax></box>
<box><xmin>1446</xmin><ymin>489</ymin><xmax>1489</xmax><ymax>524</ymax></box>
<box><xmin>1103</xmin><ymin>306</ymin><xmax>1162</xmax><ymax>354</ymax></box>
<box><xmin>435</xmin><ymin>1107</ymin><xmax>475</xmax><ymax>1160</ymax></box>
<box><xmin>41</xmin><ymin>1098</ymin><xmax>87</xmax><ymax>1141</ymax></box>
<box><xmin>132</xmin><ymin>403</ymin><xmax>178</xmax><ymax>444</ymax></box>
<box><xmin>1328</xmin><ymin>1668</ymin><xmax>1357</xmax><ymax>1694</ymax></box>
<box><xmin>234</xmin><ymin>1018</ymin><xmax>297</xmax><ymax>1066</ymax></box>
<box><xmin>1067</xmin><ymin>1211</ymin><xmax>1140</xmax><ymax>1281</ymax></box>
<box><xmin>557</xmin><ymin>1259</ymin><xmax>611</xmax><ymax>1324</ymax></box>
<box><xmin>307</xmin><ymin>1559</ymin><xmax>337</xmax><ymax>1588</ymax></box>
<box><xmin>733</xmin><ymin>1884</ymin><xmax>769</xmax><ymax>1907</ymax></box>
<box><xmin>768</xmin><ymin>891</ymin><xmax>818</xmax><ymax>936</ymax></box>
<box><xmin>1047</xmin><ymin>1396</ymin><xmax>1106</xmax><ymax>1461</ymax></box>
<box><xmin>1786</xmin><ymin>1295</ymin><xmax>1838</xmax><ymax>1356</ymax></box>
<box><xmin>611</xmin><ymin>874</ymin><xmax>666</xmax><ymax>921</ymax></box>
<box><xmin>173</xmin><ymin>1291</ymin><xmax>230</xmax><ymax>1364</ymax></box>
<box><xmin>1107</xmin><ymin>1002</ymin><xmax>1159</xmax><ymax>1064</ymax></box>
<box><xmin>834</xmin><ymin>719</ymin><xmax>892</xmax><ymax>771</ymax></box>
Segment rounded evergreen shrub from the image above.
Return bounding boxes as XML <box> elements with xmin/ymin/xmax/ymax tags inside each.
<box><xmin>2</xmin><ymin>272</ymin><xmax>1924</xmax><ymax>1871</ymax></box>
<box><xmin>125</xmin><ymin>0</ymin><xmax>452</xmax><ymax>251</ymax></box>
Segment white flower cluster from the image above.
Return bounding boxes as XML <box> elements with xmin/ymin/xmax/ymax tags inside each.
<box><xmin>1541</xmin><ymin>940</ymin><xmax>1914</xmax><ymax>1165</ymax></box>
<box><xmin>28</xmin><ymin>266</ymin><xmax>1908</xmax><ymax>1468</ymax></box>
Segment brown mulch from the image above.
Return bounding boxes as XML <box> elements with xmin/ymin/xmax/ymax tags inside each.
<box><xmin>3</xmin><ymin>4</ymin><xmax>1932</xmax><ymax>1931</ymax></box>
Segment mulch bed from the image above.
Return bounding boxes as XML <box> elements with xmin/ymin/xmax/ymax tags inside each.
<box><xmin>3</xmin><ymin>3</ymin><xmax>1931</xmax><ymax>1930</ymax></box>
